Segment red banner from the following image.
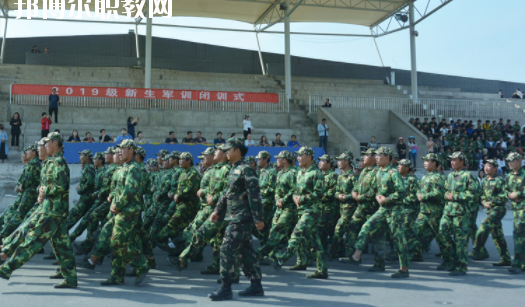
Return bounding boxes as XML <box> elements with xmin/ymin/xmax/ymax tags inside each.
<box><xmin>11</xmin><ymin>84</ymin><xmax>279</xmax><ymax>103</ymax></box>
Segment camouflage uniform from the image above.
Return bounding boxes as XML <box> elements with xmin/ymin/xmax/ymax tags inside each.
<box><xmin>0</xmin><ymin>149</ymin><xmax>41</xmax><ymax>239</ymax></box>
<box><xmin>398</xmin><ymin>159</ymin><xmax>420</xmax><ymax>252</ymax></box>
<box><xmin>0</xmin><ymin>133</ymin><xmax>77</xmax><ymax>286</ymax></box>
<box><xmin>472</xmin><ymin>159</ymin><xmax>511</xmax><ymax>263</ymax></box>
<box><xmin>328</xmin><ymin>151</ymin><xmax>357</xmax><ymax>258</ymax></box>
<box><xmin>106</xmin><ymin>140</ymin><xmax>149</xmax><ymax>284</ymax></box>
<box><xmin>256</xmin><ymin>151</ymin><xmax>297</xmax><ymax>259</ymax></box>
<box><xmin>406</xmin><ymin>154</ymin><xmax>448</xmax><ymax>262</ymax></box>
<box><xmin>317</xmin><ymin>154</ymin><xmax>340</xmax><ymax>252</ymax></box>
<box><xmin>505</xmin><ymin>153</ymin><xmax>525</xmax><ymax>270</ymax></box>
<box><xmin>439</xmin><ymin>152</ymin><xmax>478</xmax><ymax>274</ymax></box>
<box><xmin>276</xmin><ymin>147</ymin><xmax>328</xmax><ymax>275</ymax></box>
<box><xmin>155</xmin><ymin>153</ymin><xmax>201</xmax><ymax>244</ymax></box>
<box><xmin>253</xmin><ymin>151</ymin><xmax>277</xmax><ymax>246</ymax></box>
<box><xmin>354</xmin><ymin>147</ymin><xmax>410</xmax><ymax>270</ymax></box>
<box><xmin>143</xmin><ymin>149</ymin><xmax>169</xmax><ymax>230</ymax></box>
<box><xmin>213</xmin><ymin>138</ymin><xmax>264</xmax><ymax>283</ymax></box>
<box><xmin>66</xmin><ymin>150</ymin><xmax>96</xmax><ymax>230</ymax></box>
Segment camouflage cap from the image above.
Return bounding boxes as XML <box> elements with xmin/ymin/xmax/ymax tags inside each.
<box><xmin>221</xmin><ymin>137</ymin><xmax>246</xmax><ymax>150</ymax></box>
<box><xmin>78</xmin><ymin>149</ymin><xmax>93</xmax><ymax>158</ymax></box>
<box><xmin>105</xmin><ymin>147</ymin><xmax>116</xmax><ymax>155</ymax></box>
<box><xmin>25</xmin><ymin>144</ymin><xmax>39</xmax><ymax>153</ymax></box>
<box><xmin>295</xmin><ymin>146</ymin><xmax>315</xmax><ymax>157</ymax></box>
<box><xmin>156</xmin><ymin>149</ymin><xmax>170</xmax><ymax>157</ymax></box>
<box><xmin>398</xmin><ymin>159</ymin><xmax>413</xmax><ymax>169</ymax></box>
<box><xmin>162</xmin><ymin>154</ymin><xmax>171</xmax><ymax>161</ymax></box>
<box><xmin>335</xmin><ymin>150</ymin><xmax>354</xmax><ymax>161</ymax></box>
<box><xmin>245</xmin><ymin>156</ymin><xmax>256</xmax><ymax>163</ymax></box>
<box><xmin>199</xmin><ymin>146</ymin><xmax>216</xmax><ymax>159</ymax></box>
<box><xmin>484</xmin><ymin>159</ymin><xmax>499</xmax><ymax>167</ymax></box>
<box><xmin>317</xmin><ymin>154</ymin><xmax>334</xmax><ymax>164</ymax></box>
<box><xmin>147</xmin><ymin>158</ymin><xmax>159</xmax><ymax>167</ymax></box>
<box><xmin>37</xmin><ymin>138</ymin><xmax>46</xmax><ymax>147</ymax></box>
<box><xmin>43</xmin><ymin>132</ymin><xmax>64</xmax><ymax>143</ymax></box>
<box><xmin>136</xmin><ymin>146</ymin><xmax>146</xmax><ymax>158</ymax></box>
<box><xmin>255</xmin><ymin>150</ymin><xmax>271</xmax><ymax>159</ymax></box>
<box><xmin>361</xmin><ymin>148</ymin><xmax>377</xmax><ymax>156</ymax></box>
<box><xmin>422</xmin><ymin>153</ymin><xmax>439</xmax><ymax>161</ymax></box>
<box><xmin>179</xmin><ymin>152</ymin><xmax>193</xmax><ymax>160</ymax></box>
<box><xmin>448</xmin><ymin>151</ymin><xmax>466</xmax><ymax>160</ymax></box>
<box><xmin>168</xmin><ymin>150</ymin><xmax>181</xmax><ymax>159</ymax></box>
<box><xmin>392</xmin><ymin>152</ymin><xmax>399</xmax><ymax>159</ymax></box>
<box><xmin>376</xmin><ymin>147</ymin><xmax>394</xmax><ymax>156</ymax></box>
<box><xmin>274</xmin><ymin>150</ymin><xmax>295</xmax><ymax>161</ymax></box>
<box><xmin>116</xmin><ymin>139</ymin><xmax>138</xmax><ymax>150</ymax></box>
<box><xmin>93</xmin><ymin>152</ymin><xmax>104</xmax><ymax>160</ymax></box>
<box><xmin>506</xmin><ymin>152</ymin><xmax>523</xmax><ymax>162</ymax></box>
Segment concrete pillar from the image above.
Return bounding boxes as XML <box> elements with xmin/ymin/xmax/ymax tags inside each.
<box><xmin>409</xmin><ymin>1</ymin><xmax>418</xmax><ymax>101</ymax></box>
<box><xmin>284</xmin><ymin>0</ymin><xmax>292</xmax><ymax>100</ymax></box>
<box><xmin>134</xmin><ymin>22</ymin><xmax>141</xmax><ymax>66</ymax></box>
<box><xmin>145</xmin><ymin>16</ymin><xmax>152</xmax><ymax>88</ymax></box>
<box><xmin>0</xmin><ymin>16</ymin><xmax>7</xmax><ymax>64</ymax></box>
<box><xmin>255</xmin><ymin>33</ymin><xmax>266</xmax><ymax>75</ymax></box>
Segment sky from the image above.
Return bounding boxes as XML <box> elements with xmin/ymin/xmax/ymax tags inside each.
<box><xmin>2</xmin><ymin>0</ymin><xmax>524</xmax><ymax>83</ymax></box>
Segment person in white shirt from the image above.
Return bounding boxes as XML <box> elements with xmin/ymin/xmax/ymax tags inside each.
<box><xmin>496</xmin><ymin>156</ymin><xmax>507</xmax><ymax>175</ymax></box>
<box><xmin>440</xmin><ymin>125</ymin><xmax>449</xmax><ymax>137</ymax></box>
<box><xmin>243</xmin><ymin>115</ymin><xmax>254</xmax><ymax>138</ymax></box>
<box><xmin>244</xmin><ymin>133</ymin><xmax>255</xmax><ymax>146</ymax></box>
<box><xmin>317</xmin><ymin>118</ymin><xmax>329</xmax><ymax>153</ymax></box>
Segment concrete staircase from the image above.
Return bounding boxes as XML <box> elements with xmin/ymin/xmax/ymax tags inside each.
<box><xmin>399</xmin><ymin>85</ymin><xmax>502</xmax><ymax>101</ymax></box>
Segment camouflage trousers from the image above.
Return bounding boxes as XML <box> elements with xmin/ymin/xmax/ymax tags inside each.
<box><xmin>406</xmin><ymin>211</ymin><xmax>450</xmax><ymax>261</ymax></box>
<box><xmin>220</xmin><ymin>221</ymin><xmax>261</xmax><ymax>282</ymax></box>
<box><xmin>110</xmin><ymin>212</ymin><xmax>149</xmax><ymax>282</ymax></box>
<box><xmin>70</xmin><ymin>199</ymin><xmax>111</xmax><ymax>253</ymax></box>
<box><xmin>439</xmin><ymin>213</ymin><xmax>470</xmax><ymax>272</ymax></box>
<box><xmin>1</xmin><ymin>206</ymin><xmax>43</xmax><ymax>255</ymax></box>
<box><xmin>142</xmin><ymin>199</ymin><xmax>161</xmax><ymax>231</ymax></box>
<box><xmin>257</xmin><ymin>208</ymin><xmax>297</xmax><ymax>259</ymax></box>
<box><xmin>404</xmin><ymin>205</ymin><xmax>420</xmax><ymax>244</ymax></box>
<box><xmin>149</xmin><ymin>199</ymin><xmax>171</xmax><ymax>237</ymax></box>
<box><xmin>170</xmin><ymin>205</ymin><xmax>213</xmax><ymax>257</ymax></box>
<box><xmin>0</xmin><ymin>193</ymin><xmax>22</xmax><ymax>229</ymax></box>
<box><xmin>473</xmin><ymin>206</ymin><xmax>511</xmax><ymax>262</ymax></box>
<box><xmin>277</xmin><ymin>209</ymin><xmax>328</xmax><ymax>274</ymax></box>
<box><xmin>511</xmin><ymin>208</ymin><xmax>525</xmax><ymax>268</ymax></box>
<box><xmin>343</xmin><ymin>205</ymin><xmax>380</xmax><ymax>260</ymax></box>
<box><xmin>154</xmin><ymin>201</ymin><xmax>200</xmax><ymax>244</ymax></box>
<box><xmin>354</xmin><ymin>206</ymin><xmax>410</xmax><ymax>268</ymax></box>
<box><xmin>0</xmin><ymin>190</ymin><xmax>38</xmax><ymax>239</ymax></box>
<box><xmin>468</xmin><ymin>206</ymin><xmax>479</xmax><ymax>242</ymax></box>
<box><xmin>253</xmin><ymin>200</ymin><xmax>276</xmax><ymax>246</ymax></box>
<box><xmin>66</xmin><ymin>194</ymin><xmax>96</xmax><ymax>230</ymax></box>
<box><xmin>179</xmin><ymin>216</ymin><xmax>227</xmax><ymax>263</ymax></box>
<box><xmin>0</xmin><ymin>212</ymin><xmax>78</xmax><ymax>285</ymax></box>
<box><xmin>318</xmin><ymin>204</ymin><xmax>340</xmax><ymax>253</ymax></box>
<box><xmin>328</xmin><ymin>203</ymin><xmax>357</xmax><ymax>257</ymax></box>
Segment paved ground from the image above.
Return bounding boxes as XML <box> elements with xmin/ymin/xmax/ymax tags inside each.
<box><xmin>1</xmin><ymin>211</ymin><xmax>525</xmax><ymax>307</ymax></box>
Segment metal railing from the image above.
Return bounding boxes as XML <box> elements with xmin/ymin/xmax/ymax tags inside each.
<box><xmin>11</xmin><ymin>92</ymin><xmax>289</xmax><ymax>113</ymax></box>
<box><xmin>309</xmin><ymin>95</ymin><xmax>525</xmax><ymax>122</ymax></box>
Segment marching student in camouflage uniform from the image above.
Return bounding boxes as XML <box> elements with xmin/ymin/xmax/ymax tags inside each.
<box><xmin>505</xmin><ymin>152</ymin><xmax>525</xmax><ymax>274</ymax></box>
<box><xmin>349</xmin><ymin>147</ymin><xmax>410</xmax><ymax>278</ymax></box>
<box><xmin>398</xmin><ymin>159</ymin><xmax>420</xmax><ymax>254</ymax></box>
<box><xmin>142</xmin><ymin>158</ymin><xmax>159</xmax><ymax>230</ymax></box>
<box><xmin>0</xmin><ymin>133</ymin><xmax>77</xmax><ymax>288</ymax></box>
<box><xmin>143</xmin><ymin>149</ymin><xmax>169</xmax><ymax>231</ymax></box>
<box><xmin>339</xmin><ymin>149</ymin><xmax>381</xmax><ymax>267</ymax></box>
<box><xmin>254</xmin><ymin>151</ymin><xmax>277</xmax><ymax>246</ymax></box>
<box><xmin>246</xmin><ymin>156</ymin><xmax>260</xmax><ymax>177</ymax></box>
<box><xmin>0</xmin><ymin>145</ymin><xmax>41</xmax><ymax>240</ymax></box>
<box><xmin>470</xmin><ymin>159</ymin><xmax>511</xmax><ymax>266</ymax></box>
<box><xmin>439</xmin><ymin>151</ymin><xmax>478</xmax><ymax>276</ymax></box>
<box><xmin>266</xmin><ymin>147</ymin><xmax>328</xmax><ymax>279</ymax></box>
<box><xmin>406</xmin><ymin>154</ymin><xmax>448</xmax><ymax>264</ymax></box>
<box><xmin>0</xmin><ymin>150</ymin><xmax>28</xmax><ymax>232</ymax></box>
<box><xmin>317</xmin><ymin>154</ymin><xmax>339</xmax><ymax>252</ymax></box>
<box><xmin>66</xmin><ymin>150</ymin><xmax>96</xmax><ymax>230</ymax></box>
<box><xmin>208</xmin><ymin>138</ymin><xmax>265</xmax><ymax>301</ymax></box>
<box><xmin>256</xmin><ymin>151</ymin><xmax>297</xmax><ymax>261</ymax></box>
<box><xmin>155</xmin><ymin>152</ymin><xmax>201</xmax><ymax>245</ymax></box>
<box><xmin>327</xmin><ymin>151</ymin><xmax>357</xmax><ymax>259</ymax></box>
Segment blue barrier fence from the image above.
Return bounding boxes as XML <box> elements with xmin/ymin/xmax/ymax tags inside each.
<box><xmin>63</xmin><ymin>143</ymin><xmax>325</xmax><ymax>164</ymax></box>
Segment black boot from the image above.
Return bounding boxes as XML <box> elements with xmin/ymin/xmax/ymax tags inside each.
<box><xmin>238</xmin><ymin>279</ymin><xmax>264</xmax><ymax>297</ymax></box>
<box><xmin>208</xmin><ymin>279</ymin><xmax>233</xmax><ymax>301</ymax></box>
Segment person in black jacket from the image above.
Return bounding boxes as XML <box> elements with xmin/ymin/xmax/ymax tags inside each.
<box><xmin>9</xmin><ymin>112</ymin><xmax>22</xmax><ymax>150</ymax></box>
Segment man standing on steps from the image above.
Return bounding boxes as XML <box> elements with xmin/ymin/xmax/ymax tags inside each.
<box><xmin>49</xmin><ymin>88</ymin><xmax>59</xmax><ymax>123</ymax></box>
<box><xmin>317</xmin><ymin>118</ymin><xmax>329</xmax><ymax>154</ymax></box>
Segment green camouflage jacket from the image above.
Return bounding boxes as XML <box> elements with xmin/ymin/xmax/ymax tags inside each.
<box><xmin>94</xmin><ymin>166</ymin><xmax>106</xmax><ymax>195</ymax></box>
<box><xmin>418</xmin><ymin>170</ymin><xmax>445</xmax><ymax>214</ymax></box>
<box><xmin>41</xmin><ymin>151</ymin><xmax>70</xmax><ymax>218</ymax></box>
<box><xmin>20</xmin><ymin>157</ymin><xmax>41</xmax><ymax>192</ymax></box>
<box><xmin>506</xmin><ymin>168</ymin><xmax>525</xmax><ymax>210</ymax></box>
<box><xmin>275</xmin><ymin>166</ymin><xmax>297</xmax><ymax>210</ymax></box>
<box><xmin>469</xmin><ymin>173</ymin><xmax>481</xmax><ymax>212</ymax></box>
<box><xmin>77</xmin><ymin>162</ymin><xmax>96</xmax><ymax>195</ymax></box>
<box><xmin>110</xmin><ymin>165</ymin><xmax>123</xmax><ymax>200</ymax></box>
<box><xmin>376</xmin><ymin>164</ymin><xmax>406</xmax><ymax>206</ymax></box>
<box><xmin>209</xmin><ymin>162</ymin><xmax>232</xmax><ymax>206</ymax></box>
<box><xmin>199</xmin><ymin>166</ymin><xmax>215</xmax><ymax>207</ymax></box>
<box><xmin>169</xmin><ymin>166</ymin><xmax>184</xmax><ymax>196</ymax></box>
<box><xmin>480</xmin><ymin>176</ymin><xmax>507</xmax><ymax>207</ymax></box>
<box><xmin>99</xmin><ymin>163</ymin><xmax>119</xmax><ymax>198</ymax></box>
<box><xmin>259</xmin><ymin>165</ymin><xmax>277</xmax><ymax>205</ymax></box>
<box><xmin>334</xmin><ymin>169</ymin><xmax>358</xmax><ymax>206</ymax></box>
<box><xmin>294</xmin><ymin>164</ymin><xmax>325</xmax><ymax>212</ymax></box>
<box><xmin>215</xmin><ymin>159</ymin><xmax>264</xmax><ymax>224</ymax></box>
<box><xmin>113</xmin><ymin>160</ymin><xmax>144</xmax><ymax>214</ymax></box>
<box><xmin>320</xmin><ymin>169</ymin><xmax>338</xmax><ymax>210</ymax></box>
<box><xmin>157</xmin><ymin>166</ymin><xmax>175</xmax><ymax>201</ymax></box>
<box><xmin>402</xmin><ymin>174</ymin><xmax>420</xmax><ymax>208</ymax></box>
<box><xmin>443</xmin><ymin>169</ymin><xmax>478</xmax><ymax>216</ymax></box>
<box><xmin>175</xmin><ymin>166</ymin><xmax>201</xmax><ymax>204</ymax></box>
<box><xmin>352</xmin><ymin>165</ymin><xmax>379</xmax><ymax>211</ymax></box>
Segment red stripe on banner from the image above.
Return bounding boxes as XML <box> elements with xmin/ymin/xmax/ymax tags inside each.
<box><xmin>11</xmin><ymin>84</ymin><xmax>279</xmax><ymax>103</ymax></box>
